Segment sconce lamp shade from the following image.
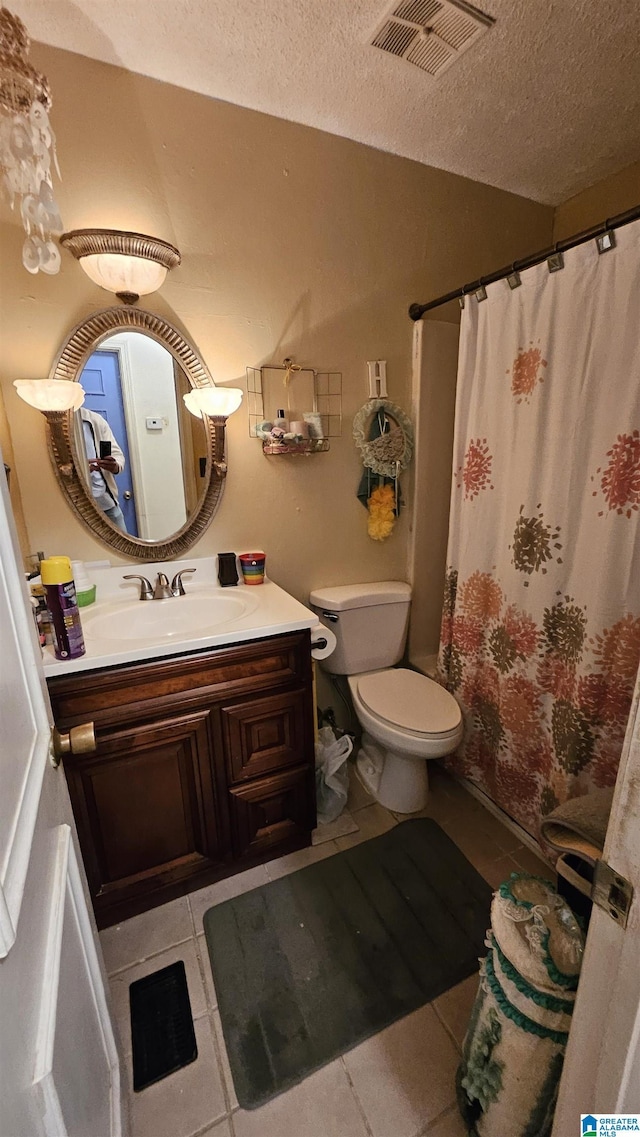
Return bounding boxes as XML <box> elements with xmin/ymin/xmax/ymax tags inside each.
<box><xmin>14</xmin><ymin>379</ymin><xmax>85</xmax><ymax>412</ymax></box>
<box><xmin>60</xmin><ymin>229</ymin><xmax>181</xmax><ymax>304</ymax></box>
<box><xmin>183</xmin><ymin>387</ymin><xmax>243</xmax><ymax>420</ymax></box>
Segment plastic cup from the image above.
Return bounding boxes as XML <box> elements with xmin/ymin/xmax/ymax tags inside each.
<box><xmin>239</xmin><ymin>552</ymin><xmax>266</xmax><ymax>585</ymax></box>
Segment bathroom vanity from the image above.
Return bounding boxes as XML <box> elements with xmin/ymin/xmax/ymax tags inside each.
<box><xmin>44</xmin><ymin>560</ymin><xmax>319</xmax><ymax>928</ymax></box>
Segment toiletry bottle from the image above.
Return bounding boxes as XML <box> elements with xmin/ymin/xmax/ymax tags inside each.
<box><xmin>36</xmin><ymin>596</ymin><xmax>53</xmax><ymax>645</ymax></box>
<box><xmin>274</xmin><ymin>408</ymin><xmax>289</xmax><ymax>431</ymax></box>
<box><xmin>30</xmin><ymin>596</ymin><xmax>45</xmax><ymax>647</ymax></box>
<box><xmin>40</xmin><ymin>556</ymin><xmax>86</xmax><ymax>660</ymax></box>
<box><xmin>30</xmin><ymin>577</ymin><xmax>53</xmax><ymax>644</ymax></box>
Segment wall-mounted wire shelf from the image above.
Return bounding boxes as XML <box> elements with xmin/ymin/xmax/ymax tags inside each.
<box><xmin>262</xmin><ymin>438</ymin><xmax>331</xmax><ymax>456</ymax></box>
<box><xmin>247</xmin><ymin>359</ymin><xmax>341</xmax><ymax>455</ymax></box>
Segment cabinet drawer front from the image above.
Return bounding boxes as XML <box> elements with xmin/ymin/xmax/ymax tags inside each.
<box><xmin>227</xmin><ymin>766</ymin><xmax>316</xmax><ymax>859</ymax></box>
<box><xmin>64</xmin><ymin>709</ymin><xmax>226</xmax><ymax>909</ymax></box>
<box><xmin>48</xmin><ymin>632</ymin><xmax>311</xmax><ymax>726</ymax></box>
<box><xmin>222</xmin><ymin>689</ymin><xmax>311</xmax><ymax>783</ymax></box>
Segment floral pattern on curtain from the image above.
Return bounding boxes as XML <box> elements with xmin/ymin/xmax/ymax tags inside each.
<box><xmin>438</xmin><ymin>221</ymin><xmax>640</xmax><ymax>839</ymax></box>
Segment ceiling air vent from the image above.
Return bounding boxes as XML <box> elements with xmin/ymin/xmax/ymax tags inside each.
<box><xmin>371</xmin><ymin>0</ymin><xmax>493</xmax><ymax>78</ymax></box>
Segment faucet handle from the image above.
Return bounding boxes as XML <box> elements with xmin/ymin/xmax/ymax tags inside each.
<box><xmin>171</xmin><ymin>568</ymin><xmax>196</xmax><ymax>596</ymax></box>
<box><xmin>123</xmin><ymin>574</ymin><xmax>154</xmax><ymax>601</ymax></box>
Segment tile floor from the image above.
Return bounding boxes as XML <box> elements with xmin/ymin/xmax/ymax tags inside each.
<box><xmin>101</xmin><ymin>761</ymin><xmax>555</xmax><ymax>1137</ymax></box>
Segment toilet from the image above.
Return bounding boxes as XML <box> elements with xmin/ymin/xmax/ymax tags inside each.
<box><xmin>309</xmin><ymin>581</ymin><xmax>463</xmax><ymax>813</ymax></box>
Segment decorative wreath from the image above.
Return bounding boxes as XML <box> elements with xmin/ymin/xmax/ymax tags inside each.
<box><xmin>352</xmin><ymin>398</ymin><xmax>414</xmax><ymax>477</ymax></box>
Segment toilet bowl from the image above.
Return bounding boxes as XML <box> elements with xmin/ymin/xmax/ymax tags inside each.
<box><xmin>348</xmin><ymin>668</ymin><xmax>463</xmax><ymax>813</ymax></box>
<box><xmin>309</xmin><ymin>580</ymin><xmax>463</xmax><ymax>814</ymax></box>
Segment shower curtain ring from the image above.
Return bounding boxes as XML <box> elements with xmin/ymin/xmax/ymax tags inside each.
<box><xmin>474</xmin><ymin>279</ymin><xmax>488</xmax><ymax>302</ymax></box>
<box><xmin>507</xmin><ymin>262</ymin><xmax>522</xmax><ymax>289</ymax></box>
<box><xmin>547</xmin><ymin>244</ymin><xmax>564</xmax><ymax>273</ymax></box>
<box><xmin>596</xmin><ymin>220</ymin><xmax>616</xmax><ymax>254</ymax></box>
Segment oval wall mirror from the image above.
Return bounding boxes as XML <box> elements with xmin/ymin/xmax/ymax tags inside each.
<box><xmin>47</xmin><ymin>307</ymin><xmax>228</xmax><ymax>560</ymax></box>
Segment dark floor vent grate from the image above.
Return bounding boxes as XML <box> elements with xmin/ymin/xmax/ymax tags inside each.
<box><xmin>130</xmin><ymin>959</ymin><xmax>197</xmax><ymax>1092</ymax></box>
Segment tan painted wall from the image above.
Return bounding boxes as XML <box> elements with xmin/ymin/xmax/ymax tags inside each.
<box><xmin>0</xmin><ymin>388</ymin><xmax>30</xmax><ymax>562</ymax></box>
<box><xmin>553</xmin><ymin>159</ymin><xmax>640</xmax><ymax>241</ymax></box>
<box><xmin>408</xmin><ymin>321</ymin><xmax>461</xmax><ymax>667</ymax></box>
<box><xmin>0</xmin><ymin>44</ymin><xmax>552</xmax><ymax>606</ymax></box>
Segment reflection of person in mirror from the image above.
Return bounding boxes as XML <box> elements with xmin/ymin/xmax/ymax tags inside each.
<box><xmin>78</xmin><ymin>408</ymin><xmax>128</xmax><ymax>532</ymax></box>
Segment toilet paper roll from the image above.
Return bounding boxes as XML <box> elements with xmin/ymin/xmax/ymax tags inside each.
<box><xmin>310</xmin><ymin>622</ymin><xmax>337</xmax><ymax>662</ymax></box>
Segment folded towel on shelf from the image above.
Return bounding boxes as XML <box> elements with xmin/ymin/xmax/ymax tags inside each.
<box><xmin>540</xmin><ymin>787</ymin><xmax>614</xmax><ymax>865</ymax></box>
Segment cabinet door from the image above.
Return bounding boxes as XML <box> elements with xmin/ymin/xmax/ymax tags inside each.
<box><xmin>64</xmin><ymin>707</ymin><xmax>227</xmax><ymax>924</ymax></box>
<box><xmin>227</xmin><ymin>766</ymin><xmax>316</xmax><ymax>860</ymax></box>
<box><xmin>221</xmin><ymin>688</ymin><xmax>310</xmax><ymax>783</ymax></box>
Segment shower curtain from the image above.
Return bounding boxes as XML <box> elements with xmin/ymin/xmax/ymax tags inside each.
<box><xmin>438</xmin><ymin>220</ymin><xmax>640</xmax><ymax>839</ymax></box>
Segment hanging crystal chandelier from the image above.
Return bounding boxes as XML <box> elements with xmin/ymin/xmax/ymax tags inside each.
<box><xmin>0</xmin><ymin>5</ymin><xmax>63</xmax><ymax>274</ymax></box>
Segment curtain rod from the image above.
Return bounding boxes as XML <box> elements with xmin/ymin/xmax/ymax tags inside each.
<box><xmin>408</xmin><ymin>202</ymin><xmax>640</xmax><ymax>321</ymax></box>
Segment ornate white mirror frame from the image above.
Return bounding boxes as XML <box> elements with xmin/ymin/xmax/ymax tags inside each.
<box><xmin>46</xmin><ymin>306</ymin><xmax>228</xmax><ymax>560</ymax></box>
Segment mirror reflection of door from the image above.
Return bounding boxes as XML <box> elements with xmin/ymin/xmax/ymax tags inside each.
<box><xmin>77</xmin><ymin>332</ymin><xmax>207</xmax><ymax>542</ymax></box>
<box><xmin>78</xmin><ymin>350</ymin><xmax>139</xmax><ymax>536</ymax></box>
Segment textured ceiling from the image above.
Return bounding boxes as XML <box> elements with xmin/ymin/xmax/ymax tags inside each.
<box><xmin>10</xmin><ymin>0</ymin><xmax>640</xmax><ymax>205</ymax></box>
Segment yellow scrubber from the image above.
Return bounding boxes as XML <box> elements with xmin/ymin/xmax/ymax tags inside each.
<box><xmin>367</xmin><ymin>483</ymin><xmax>396</xmax><ymax>541</ymax></box>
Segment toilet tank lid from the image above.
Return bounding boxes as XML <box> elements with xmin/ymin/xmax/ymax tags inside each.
<box><xmin>309</xmin><ymin>581</ymin><xmax>411</xmax><ymax>611</ymax></box>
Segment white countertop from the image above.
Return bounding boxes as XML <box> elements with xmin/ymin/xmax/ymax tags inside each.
<box><xmin>42</xmin><ymin>555</ymin><xmax>319</xmax><ymax>678</ymax></box>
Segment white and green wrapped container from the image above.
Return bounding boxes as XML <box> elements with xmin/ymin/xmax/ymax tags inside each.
<box><xmin>458</xmin><ymin>873</ymin><xmax>584</xmax><ymax>1137</ymax></box>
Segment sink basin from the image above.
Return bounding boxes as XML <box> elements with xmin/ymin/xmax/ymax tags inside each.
<box><xmin>42</xmin><ymin>564</ymin><xmax>320</xmax><ymax>678</ymax></box>
<box><xmin>82</xmin><ymin>591</ymin><xmax>259</xmax><ymax>643</ymax></box>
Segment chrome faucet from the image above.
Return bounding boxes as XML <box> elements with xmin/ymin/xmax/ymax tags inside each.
<box><xmin>153</xmin><ymin>572</ymin><xmax>173</xmax><ymax>600</ymax></box>
<box><xmin>123</xmin><ymin>568</ymin><xmax>197</xmax><ymax>600</ymax></box>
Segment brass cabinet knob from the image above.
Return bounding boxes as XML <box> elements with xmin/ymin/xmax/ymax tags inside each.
<box><xmin>51</xmin><ymin>721</ymin><xmax>96</xmax><ymax>767</ymax></box>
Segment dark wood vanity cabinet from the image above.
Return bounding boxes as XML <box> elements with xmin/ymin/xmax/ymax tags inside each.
<box><xmin>47</xmin><ymin>631</ymin><xmax>316</xmax><ymax>928</ymax></box>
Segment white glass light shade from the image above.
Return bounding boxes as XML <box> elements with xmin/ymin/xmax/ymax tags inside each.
<box><xmin>183</xmin><ymin>387</ymin><xmax>243</xmax><ymax>419</ymax></box>
<box><xmin>14</xmin><ymin>379</ymin><xmax>85</xmax><ymax>412</ymax></box>
<box><xmin>60</xmin><ymin>231</ymin><xmax>181</xmax><ymax>303</ymax></box>
<box><xmin>79</xmin><ymin>253</ymin><xmax>168</xmax><ymax>297</ymax></box>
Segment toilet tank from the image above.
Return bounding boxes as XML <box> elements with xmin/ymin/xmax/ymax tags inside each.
<box><xmin>309</xmin><ymin>581</ymin><xmax>411</xmax><ymax>675</ymax></box>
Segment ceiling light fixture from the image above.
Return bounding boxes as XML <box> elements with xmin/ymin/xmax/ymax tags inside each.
<box><xmin>0</xmin><ymin>6</ymin><xmax>64</xmax><ymax>275</ymax></box>
<box><xmin>59</xmin><ymin>228</ymin><xmax>181</xmax><ymax>304</ymax></box>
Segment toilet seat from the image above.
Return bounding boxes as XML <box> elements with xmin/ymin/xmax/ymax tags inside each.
<box><xmin>356</xmin><ymin>668</ymin><xmax>461</xmax><ymax>739</ymax></box>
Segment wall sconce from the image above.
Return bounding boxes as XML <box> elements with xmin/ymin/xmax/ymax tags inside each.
<box><xmin>13</xmin><ymin>379</ymin><xmax>84</xmax><ymax>477</ymax></box>
<box><xmin>59</xmin><ymin>229</ymin><xmax>181</xmax><ymax>305</ymax></box>
<box><xmin>183</xmin><ymin>387</ymin><xmax>243</xmax><ymax>478</ymax></box>
<box><xmin>183</xmin><ymin>387</ymin><xmax>243</xmax><ymax>420</ymax></box>
<box><xmin>14</xmin><ymin>378</ymin><xmax>84</xmax><ymax>413</ymax></box>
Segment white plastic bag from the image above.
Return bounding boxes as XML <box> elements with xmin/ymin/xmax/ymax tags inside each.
<box><xmin>315</xmin><ymin>725</ymin><xmax>353</xmax><ymax>824</ymax></box>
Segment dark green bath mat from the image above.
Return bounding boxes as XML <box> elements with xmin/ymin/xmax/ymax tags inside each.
<box><xmin>203</xmin><ymin>819</ymin><xmax>492</xmax><ymax>1109</ymax></box>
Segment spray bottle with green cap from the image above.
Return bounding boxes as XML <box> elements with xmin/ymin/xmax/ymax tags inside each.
<box><xmin>40</xmin><ymin>556</ymin><xmax>86</xmax><ymax>660</ymax></box>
